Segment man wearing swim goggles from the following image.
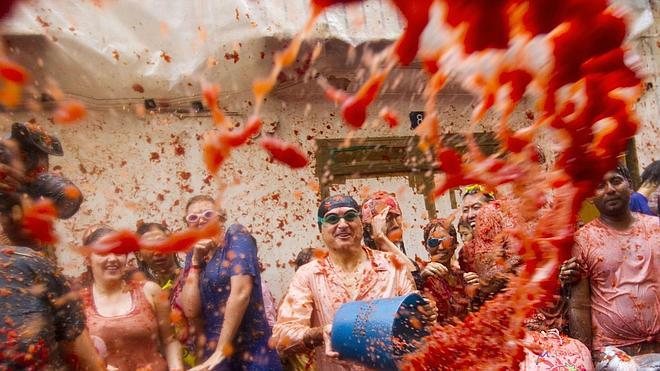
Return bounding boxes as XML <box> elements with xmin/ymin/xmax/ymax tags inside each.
<box><xmin>318</xmin><ymin>209</ymin><xmax>360</xmax><ymax>225</ymax></box>
<box><xmin>272</xmin><ymin>195</ymin><xmax>438</xmax><ymax>369</ymax></box>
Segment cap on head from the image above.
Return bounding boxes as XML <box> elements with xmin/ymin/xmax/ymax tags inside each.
<box><xmin>317</xmin><ymin>194</ymin><xmax>359</xmax><ymax>230</ymax></box>
<box><xmin>360</xmin><ymin>191</ymin><xmax>402</xmax><ymax>225</ymax></box>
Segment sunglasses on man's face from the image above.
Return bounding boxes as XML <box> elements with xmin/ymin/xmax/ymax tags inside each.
<box><xmin>186</xmin><ymin>209</ymin><xmax>216</xmax><ymax>223</ymax></box>
<box><xmin>427</xmin><ymin>237</ymin><xmax>450</xmax><ymax>249</ymax></box>
<box><xmin>322</xmin><ymin>210</ymin><xmax>360</xmax><ymax>225</ymax></box>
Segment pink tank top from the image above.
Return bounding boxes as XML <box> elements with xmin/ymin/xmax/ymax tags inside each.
<box><xmin>82</xmin><ymin>282</ymin><xmax>168</xmax><ymax>371</ymax></box>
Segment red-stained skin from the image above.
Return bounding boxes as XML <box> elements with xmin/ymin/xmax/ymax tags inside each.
<box><xmin>0</xmin><ymin>0</ymin><xmax>643</xmax><ymax>368</ymax></box>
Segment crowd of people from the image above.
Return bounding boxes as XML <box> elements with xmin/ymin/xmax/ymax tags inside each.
<box><xmin>0</xmin><ymin>123</ymin><xmax>658</xmax><ymax>370</ymax></box>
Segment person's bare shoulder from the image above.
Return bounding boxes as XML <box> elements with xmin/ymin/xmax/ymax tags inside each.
<box><xmin>141</xmin><ymin>280</ymin><xmax>165</xmax><ymax>305</ymax></box>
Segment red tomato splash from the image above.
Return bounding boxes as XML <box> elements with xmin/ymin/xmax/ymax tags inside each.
<box><xmin>259</xmin><ymin>136</ymin><xmax>309</xmax><ymax>169</ymax></box>
<box><xmin>203</xmin><ymin>116</ymin><xmax>262</xmax><ymax>173</ymax></box>
<box><xmin>21</xmin><ymin>199</ymin><xmax>59</xmax><ymax>245</ymax></box>
<box><xmin>202</xmin><ymin>82</ymin><xmax>225</xmax><ymax>125</ymax></box>
<box><xmin>53</xmin><ymin>100</ymin><xmax>87</xmax><ymax>125</ymax></box>
<box><xmin>379</xmin><ymin>108</ymin><xmax>400</xmax><ymax>128</ymax></box>
<box><xmin>85</xmin><ymin>221</ymin><xmax>221</xmax><ymax>255</ymax></box>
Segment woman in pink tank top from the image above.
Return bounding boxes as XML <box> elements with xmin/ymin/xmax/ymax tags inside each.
<box><xmin>81</xmin><ymin>226</ymin><xmax>183</xmax><ymax>371</ymax></box>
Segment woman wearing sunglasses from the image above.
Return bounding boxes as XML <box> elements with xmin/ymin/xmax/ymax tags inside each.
<box><xmin>420</xmin><ymin>218</ymin><xmax>477</xmax><ymax>325</ymax></box>
<box><xmin>179</xmin><ymin>195</ymin><xmax>281</xmax><ymax>371</ymax></box>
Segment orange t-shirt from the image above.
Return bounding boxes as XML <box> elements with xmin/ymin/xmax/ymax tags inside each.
<box><xmin>572</xmin><ymin>214</ymin><xmax>659</xmax><ymax>350</ymax></box>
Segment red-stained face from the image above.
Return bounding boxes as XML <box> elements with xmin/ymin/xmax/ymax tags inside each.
<box><xmin>385</xmin><ymin>212</ymin><xmax>403</xmax><ymax>242</ymax></box>
<box><xmin>593</xmin><ymin>171</ymin><xmax>632</xmax><ymax>217</ymax></box>
<box><xmin>320</xmin><ymin>207</ymin><xmax>363</xmax><ymax>252</ymax></box>
<box><xmin>425</xmin><ymin>226</ymin><xmax>456</xmax><ymax>265</ymax></box>
<box><xmin>462</xmin><ymin>193</ymin><xmax>489</xmax><ymax>229</ymax></box>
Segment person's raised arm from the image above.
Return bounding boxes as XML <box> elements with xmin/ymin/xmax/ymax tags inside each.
<box><xmin>180</xmin><ymin>240</ymin><xmax>211</xmax><ymax>319</ymax></box>
<box><xmin>144</xmin><ymin>281</ymin><xmax>183</xmax><ymax>371</ymax></box>
<box><xmin>371</xmin><ymin>206</ymin><xmax>416</xmax><ymax>271</ymax></box>
<box><xmin>569</xmin><ymin>277</ymin><xmax>593</xmax><ymax>350</ymax></box>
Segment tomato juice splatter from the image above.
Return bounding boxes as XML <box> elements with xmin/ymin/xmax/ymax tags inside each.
<box><xmin>259</xmin><ymin>136</ymin><xmax>309</xmax><ymax>169</ymax></box>
<box><xmin>84</xmin><ymin>222</ymin><xmax>220</xmax><ymax>256</ymax></box>
<box><xmin>53</xmin><ymin>99</ymin><xmax>87</xmax><ymax>125</ymax></box>
<box><xmin>21</xmin><ymin>199</ymin><xmax>59</xmax><ymax>245</ymax></box>
<box><xmin>243</xmin><ymin>0</ymin><xmax>643</xmax><ymax>369</ymax></box>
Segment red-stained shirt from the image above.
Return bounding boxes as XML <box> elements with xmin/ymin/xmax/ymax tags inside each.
<box><xmin>272</xmin><ymin>247</ymin><xmax>416</xmax><ymax>371</ymax></box>
<box><xmin>460</xmin><ymin>201</ymin><xmax>521</xmax><ymax>288</ymax></box>
<box><xmin>422</xmin><ymin>266</ymin><xmax>470</xmax><ymax>324</ymax></box>
<box><xmin>572</xmin><ymin>214</ymin><xmax>659</xmax><ymax>350</ymax></box>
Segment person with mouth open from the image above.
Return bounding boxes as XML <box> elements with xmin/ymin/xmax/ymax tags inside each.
<box><xmin>271</xmin><ymin>195</ymin><xmax>437</xmax><ymax>371</ymax></box>
<box><xmin>569</xmin><ymin>165</ymin><xmax>659</xmax><ymax>369</ymax></box>
<box><xmin>80</xmin><ymin>226</ymin><xmax>184</xmax><ymax>371</ymax></box>
<box><xmin>457</xmin><ymin>184</ymin><xmax>520</xmax><ymax>308</ymax></box>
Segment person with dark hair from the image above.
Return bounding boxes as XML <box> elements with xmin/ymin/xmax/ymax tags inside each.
<box><xmin>419</xmin><ymin>218</ymin><xmax>471</xmax><ymax>325</ymax></box>
<box><xmin>137</xmin><ymin>221</ymin><xmax>200</xmax><ymax>369</ymax></box>
<box><xmin>457</xmin><ymin>217</ymin><xmax>473</xmax><ymax>244</ymax></box>
<box><xmin>458</xmin><ymin>185</ymin><xmax>518</xmax><ymax>304</ymax></box>
<box><xmin>569</xmin><ymin>166</ymin><xmax>659</xmax><ymax>368</ymax></box>
<box><xmin>282</xmin><ymin>247</ymin><xmax>317</xmax><ymax>371</ymax></box>
<box><xmin>460</xmin><ymin>184</ymin><xmax>496</xmax><ymax>230</ymax></box>
<box><xmin>179</xmin><ymin>195</ymin><xmax>281</xmax><ymax>371</ymax></box>
<box><xmin>272</xmin><ymin>195</ymin><xmax>436</xmax><ymax>371</ymax></box>
<box><xmin>630</xmin><ymin>160</ymin><xmax>659</xmax><ymax>216</ymax></box>
<box><xmin>0</xmin><ymin>139</ymin><xmax>104</xmax><ymax>370</ymax></box>
<box><xmin>9</xmin><ymin>122</ymin><xmax>63</xmax><ymax>178</ymax></box>
<box><xmin>294</xmin><ymin>248</ymin><xmax>314</xmax><ymax>271</ymax></box>
<box><xmin>136</xmin><ymin>222</ymin><xmax>182</xmax><ymax>289</ymax></box>
<box><xmin>80</xmin><ymin>225</ymin><xmax>183</xmax><ymax>371</ymax></box>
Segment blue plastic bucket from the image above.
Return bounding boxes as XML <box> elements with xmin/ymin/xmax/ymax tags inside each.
<box><xmin>331</xmin><ymin>293</ymin><xmax>429</xmax><ymax>370</ymax></box>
